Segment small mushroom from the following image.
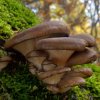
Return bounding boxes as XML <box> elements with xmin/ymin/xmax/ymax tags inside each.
<box><xmin>0</xmin><ymin>56</ymin><xmax>12</xmax><ymax>71</ymax></box>
<box><xmin>58</xmin><ymin>77</ymin><xmax>85</xmax><ymax>93</ymax></box>
<box><xmin>57</xmin><ymin>68</ymin><xmax>92</xmax><ymax>93</ymax></box>
<box><xmin>46</xmin><ymin>67</ymin><xmax>92</xmax><ymax>93</ymax></box>
<box><xmin>66</xmin><ymin>47</ymin><xmax>97</xmax><ymax>67</ymax></box>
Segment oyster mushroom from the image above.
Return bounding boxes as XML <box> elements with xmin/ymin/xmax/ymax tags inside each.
<box><xmin>57</xmin><ymin>68</ymin><xmax>93</xmax><ymax>93</ymax></box>
<box><xmin>66</xmin><ymin>47</ymin><xmax>97</xmax><ymax>67</ymax></box>
<box><xmin>4</xmin><ymin>21</ymin><xmax>72</xmax><ymax>72</ymax></box>
<box><xmin>0</xmin><ymin>21</ymin><xmax>97</xmax><ymax>94</ymax></box>
<box><xmin>36</xmin><ymin>37</ymin><xmax>88</xmax><ymax>68</ymax></box>
<box><xmin>66</xmin><ymin>34</ymin><xmax>97</xmax><ymax>67</ymax></box>
<box><xmin>4</xmin><ymin>21</ymin><xmax>70</xmax><ymax>55</ymax></box>
<box><xmin>34</xmin><ymin>37</ymin><xmax>88</xmax><ymax>87</ymax></box>
<box><xmin>35</xmin><ymin>34</ymin><xmax>97</xmax><ymax>93</ymax></box>
<box><xmin>0</xmin><ymin>56</ymin><xmax>12</xmax><ymax>71</ymax></box>
<box><xmin>4</xmin><ymin>21</ymin><xmax>73</xmax><ymax>85</ymax></box>
<box><xmin>46</xmin><ymin>67</ymin><xmax>93</xmax><ymax>93</ymax></box>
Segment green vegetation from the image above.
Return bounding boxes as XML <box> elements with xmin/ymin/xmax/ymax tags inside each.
<box><xmin>67</xmin><ymin>64</ymin><xmax>100</xmax><ymax>100</ymax></box>
<box><xmin>0</xmin><ymin>0</ymin><xmax>100</xmax><ymax>100</ymax></box>
<box><xmin>0</xmin><ymin>63</ymin><xmax>100</xmax><ymax>100</ymax></box>
<box><xmin>0</xmin><ymin>63</ymin><xmax>62</xmax><ymax>100</ymax></box>
<box><xmin>0</xmin><ymin>0</ymin><xmax>40</xmax><ymax>40</ymax></box>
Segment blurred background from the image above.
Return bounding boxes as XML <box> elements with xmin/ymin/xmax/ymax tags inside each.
<box><xmin>22</xmin><ymin>0</ymin><xmax>100</xmax><ymax>62</ymax></box>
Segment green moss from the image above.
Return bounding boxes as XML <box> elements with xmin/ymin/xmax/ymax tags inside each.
<box><xmin>0</xmin><ymin>0</ymin><xmax>61</xmax><ymax>99</ymax></box>
<box><xmin>67</xmin><ymin>64</ymin><xmax>100</xmax><ymax>100</ymax></box>
<box><xmin>0</xmin><ymin>63</ymin><xmax>62</xmax><ymax>100</ymax></box>
<box><xmin>0</xmin><ymin>0</ymin><xmax>40</xmax><ymax>40</ymax></box>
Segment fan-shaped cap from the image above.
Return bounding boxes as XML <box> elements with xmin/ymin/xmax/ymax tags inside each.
<box><xmin>4</xmin><ymin>21</ymin><xmax>70</xmax><ymax>48</ymax></box>
<box><xmin>70</xmin><ymin>34</ymin><xmax>96</xmax><ymax>47</ymax></box>
<box><xmin>0</xmin><ymin>56</ymin><xmax>12</xmax><ymax>62</ymax></box>
<box><xmin>66</xmin><ymin>47</ymin><xmax>97</xmax><ymax>67</ymax></box>
<box><xmin>58</xmin><ymin>77</ymin><xmax>85</xmax><ymax>93</ymax></box>
<box><xmin>36</xmin><ymin>37</ymin><xmax>88</xmax><ymax>51</ymax></box>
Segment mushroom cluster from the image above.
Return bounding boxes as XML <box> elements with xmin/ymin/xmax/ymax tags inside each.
<box><xmin>0</xmin><ymin>21</ymin><xmax>97</xmax><ymax>93</ymax></box>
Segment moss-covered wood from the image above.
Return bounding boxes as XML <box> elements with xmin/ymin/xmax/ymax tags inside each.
<box><xmin>0</xmin><ymin>0</ymin><xmax>40</xmax><ymax>40</ymax></box>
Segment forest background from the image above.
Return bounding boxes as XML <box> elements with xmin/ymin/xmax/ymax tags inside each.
<box><xmin>23</xmin><ymin>0</ymin><xmax>100</xmax><ymax>52</ymax></box>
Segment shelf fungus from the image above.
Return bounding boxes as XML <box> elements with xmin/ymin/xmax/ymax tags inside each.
<box><xmin>0</xmin><ymin>21</ymin><xmax>97</xmax><ymax>93</ymax></box>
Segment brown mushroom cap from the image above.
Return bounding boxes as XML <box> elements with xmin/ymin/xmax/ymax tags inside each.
<box><xmin>66</xmin><ymin>47</ymin><xmax>97</xmax><ymax>67</ymax></box>
<box><xmin>36</xmin><ymin>37</ymin><xmax>88</xmax><ymax>51</ymax></box>
<box><xmin>0</xmin><ymin>56</ymin><xmax>12</xmax><ymax>71</ymax></box>
<box><xmin>58</xmin><ymin>68</ymin><xmax>92</xmax><ymax>87</ymax></box>
<box><xmin>57</xmin><ymin>67</ymin><xmax>92</xmax><ymax>93</ymax></box>
<box><xmin>70</xmin><ymin>34</ymin><xmax>96</xmax><ymax>47</ymax></box>
<box><xmin>73</xmin><ymin>68</ymin><xmax>93</xmax><ymax>77</ymax></box>
<box><xmin>4</xmin><ymin>21</ymin><xmax>70</xmax><ymax>48</ymax></box>
<box><xmin>58</xmin><ymin>77</ymin><xmax>85</xmax><ymax>93</ymax></box>
<box><xmin>0</xmin><ymin>56</ymin><xmax>12</xmax><ymax>62</ymax></box>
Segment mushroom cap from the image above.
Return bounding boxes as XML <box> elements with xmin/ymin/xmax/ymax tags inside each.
<box><xmin>58</xmin><ymin>67</ymin><xmax>93</xmax><ymax>88</ymax></box>
<box><xmin>66</xmin><ymin>47</ymin><xmax>97</xmax><ymax>67</ymax></box>
<box><xmin>70</xmin><ymin>34</ymin><xmax>96</xmax><ymax>47</ymax></box>
<box><xmin>0</xmin><ymin>56</ymin><xmax>12</xmax><ymax>62</ymax></box>
<box><xmin>0</xmin><ymin>56</ymin><xmax>12</xmax><ymax>71</ymax></box>
<box><xmin>36</xmin><ymin>37</ymin><xmax>88</xmax><ymax>51</ymax></box>
<box><xmin>73</xmin><ymin>68</ymin><xmax>93</xmax><ymax>77</ymax></box>
<box><xmin>4</xmin><ymin>21</ymin><xmax>70</xmax><ymax>48</ymax></box>
<box><xmin>58</xmin><ymin>77</ymin><xmax>85</xmax><ymax>93</ymax></box>
<box><xmin>57</xmin><ymin>67</ymin><xmax>93</xmax><ymax>93</ymax></box>
<box><xmin>38</xmin><ymin>67</ymin><xmax>71</xmax><ymax>79</ymax></box>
